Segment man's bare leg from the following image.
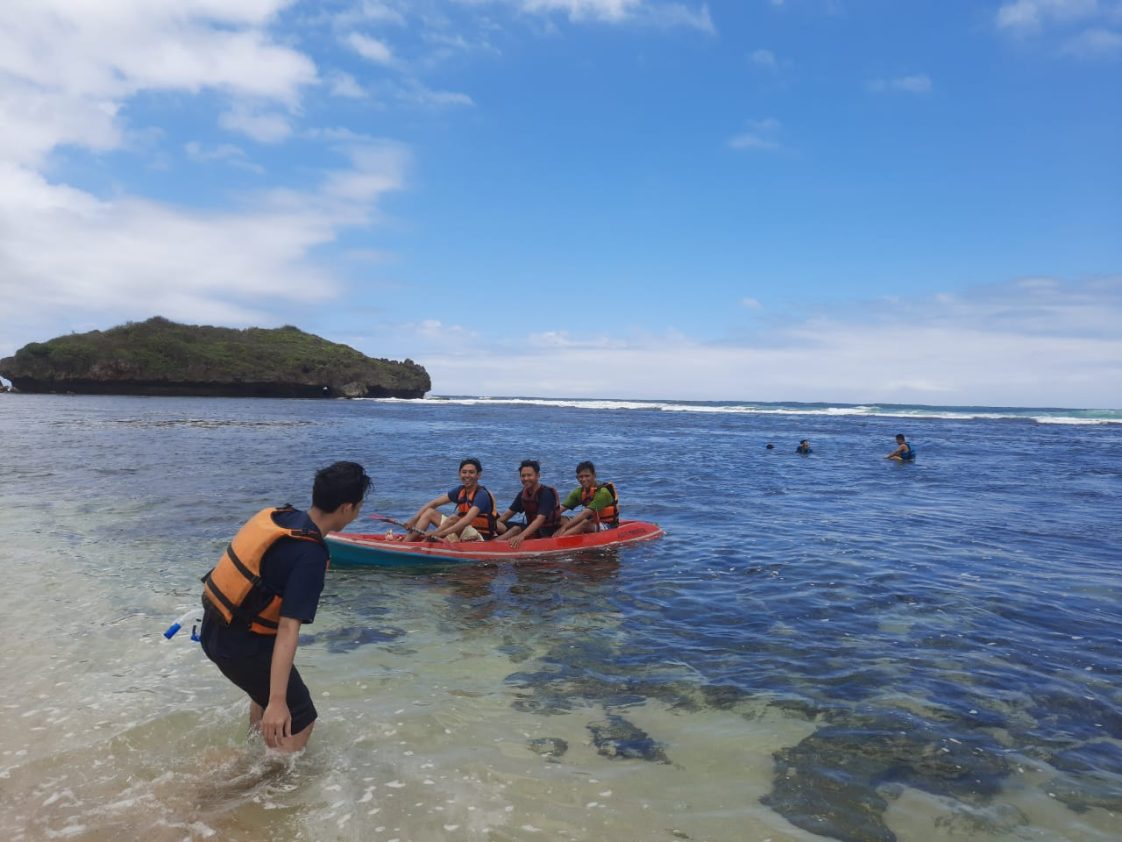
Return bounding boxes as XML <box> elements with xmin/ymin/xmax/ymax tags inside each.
<box><xmin>407</xmin><ymin>508</ymin><xmax>440</xmax><ymax>541</ymax></box>
<box><xmin>249</xmin><ymin>700</ymin><xmax>264</xmax><ymax>735</ymax></box>
<box><xmin>555</xmin><ymin>509</ymin><xmax>597</xmax><ymax>537</ymax></box>
<box><xmin>275</xmin><ymin>721</ymin><xmax>315</xmax><ymax>753</ymax></box>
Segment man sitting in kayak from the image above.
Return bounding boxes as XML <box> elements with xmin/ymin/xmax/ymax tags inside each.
<box><xmin>403</xmin><ymin>457</ymin><xmax>497</xmax><ymax>541</ymax></box>
<box><xmin>493</xmin><ymin>460</ymin><xmax>562</xmax><ymax>549</ymax></box>
<box><xmin>553</xmin><ymin>461</ymin><xmax>620</xmax><ymax>537</ymax></box>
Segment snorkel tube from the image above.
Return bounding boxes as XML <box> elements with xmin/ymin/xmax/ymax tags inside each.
<box><xmin>163</xmin><ymin>607</ymin><xmax>202</xmax><ymax>642</ymax></box>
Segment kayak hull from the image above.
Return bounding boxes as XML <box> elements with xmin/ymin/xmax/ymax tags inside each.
<box><xmin>327</xmin><ymin>520</ymin><xmax>664</xmax><ymax>567</ymax></box>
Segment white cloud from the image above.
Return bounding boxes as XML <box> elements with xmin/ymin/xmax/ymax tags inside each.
<box><xmin>994</xmin><ymin>0</ymin><xmax>1122</xmax><ymax>58</ymax></box>
<box><xmin>303</xmin><ymin>126</ymin><xmax>375</xmax><ymax>143</ymax></box>
<box><xmin>729</xmin><ymin>117</ymin><xmax>782</xmax><ymax>151</ymax></box>
<box><xmin>347</xmin><ymin>32</ymin><xmax>396</xmax><ymax>64</ymax></box>
<box><xmin>740</xmin><ymin>297</ymin><xmax>763</xmax><ymax>310</ymax></box>
<box><xmin>0</xmin><ymin>141</ymin><xmax>410</xmax><ymax>356</ymax></box>
<box><xmin>184</xmin><ymin>141</ymin><xmax>265</xmax><ymax>173</ymax></box>
<box><xmin>329</xmin><ymin>71</ymin><xmax>367</xmax><ymax>98</ymax></box>
<box><xmin>1060</xmin><ymin>26</ymin><xmax>1122</xmax><ymax>56</ymax></box>
<box><xmin>0</xmin><ymin>1</ymin><xmax>382</xmax><ymax>357</ymax></box>
<box><xmin>413</xmin><ymin>319</ymin><xmax>481</xmax><ymax>344</ymax></box>
<box><xmin>354</xmin><ymin>1</ymin><xmax>409</xmax><ymax>26</ymax></box>
<box><xmin>867</xmin><ymin>74</ymin><xmax>933</xmax><ymax>94</ymax></box>
<box><xmin>0</xmin><ymin>164</ymin><xmax>325</xmax><ymax>330</ymax></box>
<box><xmin>471</xmin><ymin>0</ymin><xmax>714</xmax><ymax>30</ymax></box>
<box><xmin>0</xmin><ymin>83</ymin><xmax>123</xmax><ymax>166</ymax></box>
<box><xmin>421</xmin><ymin>29</ymin><xmax>498</xmax><ymax>58</ymax></box>
<box><xmin>321</xmin><ymin>141</ymin><xmax>411</xmax><ymax>205</ymax></box>
<box><xmin>0</xmin><ymin>1</ymin><xmax>315</xmax><ymax>165</ymax></box>
<box><xmin>519</xmin><ymin>0</ymin><xmax>644</xmax><ymax>21</ymax></box>
<box><xmin>0</xmin><ymin>2</ymin><xmax>315</xmax><ymax>100</ymax></box>
<box><xmin>219</xmin><ymin>107</ymin><xmax>294</xmax><ymax>143</ymax></box>
<box><xmin>750</xmin><ymin>49</ymin><xmax>778</xmax><ymax>69</ymax></box>
<box><xmin>527</xmin><ymin>330</ymin><xmax>627</xmax><ymax>349</ymax></box>
<box><xmin>995</xmin><ymin>0</ymin><xmax>1102</xmax><ymax>33</ymax></box>
<box><xmin>749</xmin><ymin>47</ymin><xmax>794</xmax><ymax>73</ymax></box>
<box><xmin>362</xmin><ymin>277</ymin><xmax>1122</xmax><ymax>407</ymax></box>
<box><xmin>641</xmin><ymin>3</ymin><xmax>716</xmax><ymax>32</ymax></box>
<box><xmin>382</xmin><ymin>80</ymin><xmax>476</xmax><ymax>108</ymax></box>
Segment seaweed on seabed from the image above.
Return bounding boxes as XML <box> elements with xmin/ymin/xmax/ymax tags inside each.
<box><xmin>526</xmin><ymin>737</ymin><xmax>569</xmax><ymax>760</ymax></box>
<box><xmin>298</xmin><ymin>625</ymin><xmax>405</xmax><ymax>653</ymax></box>
<box><xmin>588</xmin><ymin>715</ymin><xmax>670</xmax><ymax>763</ymax></box>
<box><xmin>1043</xmin><ymin>740</ymin><xmax>1122</xmax><ymax>813</ymax></box>
<box><xmin>761</xmin><ymin>710</ymin><xmax>1011</xmax><ymax>842</ymax></box>
<box><xmin>502</xmin><ymin>634</ymin><xmax>704</xmax><ymax>715</ymax></box>
<box><xmin>507</xmin><ymin>664</ymin><xmax>673</xmax><ymax>715</ymax></box>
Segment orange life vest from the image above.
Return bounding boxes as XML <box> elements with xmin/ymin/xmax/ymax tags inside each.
<box><xmin>201</xmin><ymin>506</ymin><xmax>326</xmax><ymax>636</ymax></box>
<box><xmin>581</xmin><ymin>481</ymin><xmax>620</xmax><ymax>528</ymax></box>
<box><xmin>455</xmin><ymin>485</ymin><xmax>497</xmax><ymax>537</ymax></box>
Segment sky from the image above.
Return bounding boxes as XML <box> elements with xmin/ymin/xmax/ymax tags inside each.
<box><xmin>0</xmin><ymin>0</ymin><xmax>1120</xmax><ymax>407</ymax></box>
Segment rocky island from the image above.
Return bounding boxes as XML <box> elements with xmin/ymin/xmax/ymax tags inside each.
<box><xmin>0</xmin><ymin>317</ymin><xmax>430</xmax><ymax>399</ymax></box>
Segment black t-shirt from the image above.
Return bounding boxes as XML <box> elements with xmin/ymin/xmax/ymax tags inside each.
<box><xmin>200</xmin><ymin>508</ymin><xmax>328</xmax><ymax>659</ymax></box>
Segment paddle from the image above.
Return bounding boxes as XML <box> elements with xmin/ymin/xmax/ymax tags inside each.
<box><xmin>367</xmin><ymin>513</ymin><xmax>447</xmax><ymax>543</ymax></box>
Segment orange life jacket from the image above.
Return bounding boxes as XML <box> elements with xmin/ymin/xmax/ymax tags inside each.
<box><xmin>201</xmin><ymin>506</ymin><xmax>326</xmax><ymax>635</ymax></box>
<box><xmin>455</xmin><ymin>485</ymin><xmax>497</xmax><ymax>537</ymax></box>
<box><xmin>581</xmin><ymin>481</ymin><xmax>620</xmax><ymax>528</ymax></box>
<box><xmin>520</xmin><ymin>484</ymin><xmax>562</xmax><ymax>528</ymax></box>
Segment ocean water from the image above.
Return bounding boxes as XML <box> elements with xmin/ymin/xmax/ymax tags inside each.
<box><xmin>1</xmin><ymin>394</ymin><xmax>1120</xmax><ymax>842</ymax></box>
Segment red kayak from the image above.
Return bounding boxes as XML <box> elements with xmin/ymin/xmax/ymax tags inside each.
<box><xmin>327</xmin><ymin>519</ymin><xmax>664</xmax><ymax>567</ymax></box>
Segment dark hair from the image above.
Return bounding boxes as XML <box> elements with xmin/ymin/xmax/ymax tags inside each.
<box><xmin>575</xmin><ymin>460</ymin><xmax>596</xmax><ymax>474</ymax></box>
<box><xmin>800</xmin><ymin>439</ymin><xmax>809</xmax><ymax>445</ymax></box>
<box><xmin>459</xmin><ymin>457</ymin><xmax>482</xmax><ymax>472</ymax></box>
<box><xmin>519</xmin><ymin>459</ymin><xmax>541</xmax><ymax>474</ymax></box>
<box><xmin>895</xmin><ymin>433</ymin><xmax>906</xmax><ymax>441</ymax></box>
<box><xmin>312</xmin><ymin>461</ymin><xmax>371</xmax><ymax>512</ymax></box>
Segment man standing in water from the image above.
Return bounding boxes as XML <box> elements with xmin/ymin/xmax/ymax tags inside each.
<box><xmin>200</xmin><ymin>461</ymin><xmax>370</xmax><ymax>752</ymax></box>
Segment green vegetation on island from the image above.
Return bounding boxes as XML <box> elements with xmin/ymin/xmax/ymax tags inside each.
<box><xmin>0</xmin><ymin>317</ymin><xmax>431</xmax><ymax>398</ymax></box>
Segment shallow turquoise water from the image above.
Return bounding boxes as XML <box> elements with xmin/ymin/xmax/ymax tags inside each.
<box><xmin>1</xmin><ymin>394</ymin><xmax>1119</xmax><ymax>841</ymax></box>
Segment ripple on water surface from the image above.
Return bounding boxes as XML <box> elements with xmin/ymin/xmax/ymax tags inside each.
<box><xmin>1</xmin><ymin>395</ymin><xmax>1120</xmax><ymax>841</ymax></box>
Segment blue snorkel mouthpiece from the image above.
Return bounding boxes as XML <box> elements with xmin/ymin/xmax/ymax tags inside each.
<box><xmin>164</xmin><ymin>609</ymin><xmax>201</xmax><ymax>641</ymax></box>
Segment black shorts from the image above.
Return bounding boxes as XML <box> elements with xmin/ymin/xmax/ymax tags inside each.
<box><xmin>206</xmin><ymin>650</ymin><xmax>318</xmax><ymax>735</ymax></box>
<box><xmin>507</xmin><ymin>519</ymin><xmax>558</xmax><ymax>538</ymax></box>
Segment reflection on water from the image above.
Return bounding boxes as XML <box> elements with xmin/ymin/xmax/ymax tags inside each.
<box><xmin>1</xmin><ymin>395</ymin><xmax>1121</xmax><ymax>841</ymax></box>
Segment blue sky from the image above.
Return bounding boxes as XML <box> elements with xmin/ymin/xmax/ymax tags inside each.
<box><xmin>0</xmin><ymin>0</ymin><xmax>1119</xmax><ymax>407</ymax></box>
